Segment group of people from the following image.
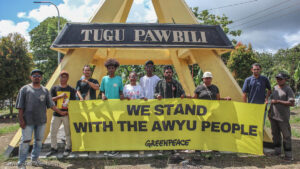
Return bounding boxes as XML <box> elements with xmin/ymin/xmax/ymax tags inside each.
<box><xmin>15</xmin><ymin>59</ymin><xmax>295</xmax><ymax>168</ymax></box>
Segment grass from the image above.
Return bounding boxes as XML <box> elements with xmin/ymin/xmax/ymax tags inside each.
<box><xmin>0</xmin><ymin>124</ymin><xmax>19</xmax><ymax>135</ymax></box>
<box><xmin>264</xmin><ymin>119</ymin><xmax>271</xmax><ymax>128</ymax></box>
<box><xmin>292</xmin><ymin>128</ymin><xmax>300</xmax><ymax>138</ymax></box>
<box><xmin>290</xmin><ymin>117</ymin><xmax>300</xmax><ymax>124</ymax></box>
<box><xmin>0</xmin><ymin>108</ymin><xmax>17</xmax><ymax>115</ymax></box>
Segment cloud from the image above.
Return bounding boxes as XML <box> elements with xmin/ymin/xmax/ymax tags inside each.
<box><xmin>22</xmin><ymin>0</ymin><xmax>102</xmax><ymax>22</ymax></box>
<box><xmin>126</xmin><ymin>0</ymin><xmax>157</xmax><ymax>23</ymax></box>
<box><xmin>284</xmin><ymin>31</ymin><xmax>300</xmax><ymax>48</ymax></box>
<box><xmin>0</xmin><ymin>20</ymin><xmax>30</xmax><ymax>41</ymax></box>
<box><xmin>236</xmin><ymin>29</ymin><xmax>288</xmax><ymax>53</ymax></box>
<box><xmin>144</xmin><ymin>0</ymin><xmax>157</xmax><ymax>23</ymax></box>
<box><xmin>185</xmin><ymin>0</ymin><xmax>300</xmax><ymax>52</ymax></box>
<box><xmin>17</xmin><ymin>12</ymin><xmax>26</xmax><ymax>18</ymax></box>
<box><xmin>134</xmin><ymin>0</ymin><xmax>144</xmax><ymax>5</ymax></box>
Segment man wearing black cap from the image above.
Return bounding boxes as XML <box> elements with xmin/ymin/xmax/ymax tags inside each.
<box><xmin>268</xmin><ymin>73</ymin><xmax>295</xmax><ymax>161</ymax></box>
<box><xmin>46</xmin><ymin>70</ymin><xmax>76</xmax><ymax>157</ymax></box>
<box><xmin>140</xmin><ymin>60</ymin><xmax>160</xmax><ymax>99</ymax></box>
<box><xmin>16</xmin><ymin>69</ymin><xmax>67</xmax><ymax>168</ymax></box>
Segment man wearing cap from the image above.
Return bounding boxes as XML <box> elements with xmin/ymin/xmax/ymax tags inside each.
<box><xmin>154</xmin><ymin>65</ymin><xmax>185</xmax><ymax>99</ymax></box>
<box><xmin>16</xmin><ymin>69</ymin><xmax>67</xmax><ymax>168</ymax></box>
<box><xmin>194</xmin><ymin>72</ymin><xmax>231</xmax><ymax>100</ymax></box>
<box><xmin>268</xmin><ymin>73</ymin><xmax>295</xmax><ymax>161</ymax></box>
<box><xmin>242</xmin><ymin>63</ymin><xmax>271</xmax><ymax>104</ymax></box>
<box><xmin>140</xmin><ymin>60</ymin><xmax>160</xmax><ymax>99</ymax></box>
<box><xmin>46</xmin><ymin>70</ymin><xmax>76</xmax><ymax>157</ymax></box>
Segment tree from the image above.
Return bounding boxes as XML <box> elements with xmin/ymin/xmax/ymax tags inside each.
<box><xmin>227</xmin><ymin>42</ymin><xmax>258</xmax><ymax>87</ymax></box>
<box><xmin>256</xmin><ymin>44</ymin><xmax>300</xmax><ymax>92</ymax></box>
<box><xmin>294</xmin><ymin>62</ymin><xmax>300</xmax><ymax>93</ymax></box>
<box><xmin>190</xmin><ymin>8</ymin><xmax>242</xmax><ymax>85</ymax></box>
<box><xmin>192</xmin><ymin>8</ymin><xmax>242</xmax><ymax>45</ymax></box>
<box><xmin>0</xmin><ymin>33</ymin><xmax>32</xmax><ymax>114</ymax></box>
<box><xmin>30</xmin><ymin>16</ymin><xmax>68</xmax><ymax>85</ymax></box>
<box><xmin>272</xmin><ymin>44</ymin><xmax>300</xmax><ymax>92</ymax></box>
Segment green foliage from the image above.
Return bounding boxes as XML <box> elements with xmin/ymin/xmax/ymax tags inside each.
<box><xmin>257</xmin><ymin>44</ymin><xmax>300</xmax><ymax>91</ymax></box>
<box><xmin>191</xmin><ymin>7</ymin><xmax>242</xmax><ymax>80</ymax></box>
<box><xmin>264</xmin><ymin>119</ymin><xmax>271</xmax><ymax>128</ymax></box>
<box><xmin>29</xmin><ymin>16</ymin><xmax>68</xmax><ymax>85</ymax></box>
<box><xmin>192</xmin><ymin>8</ymin><xmax>241</xmax><ymax>45</ymax></box>
<box><xmin>293</xmin><ymin>61</ymin><xmax>300</xmax><ymax>84</ymax></box>
<box><xmin>227</xmin><ymin>43</ymin><xmax>258</xmax><ymax>87</ymax></box>
<box><xmin>116</xmin><ymin>65</ymin><xmax>178</xmax><ymax>85</ymax></box>
<box><xmin>0</xmin><ymin>33</ymin><xmax>32</xmax><ymax>110</ymax></box>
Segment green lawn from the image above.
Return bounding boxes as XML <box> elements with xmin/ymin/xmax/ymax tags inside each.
<box><xmin>264</xmin><ymin>106</ymin><xmax>300</xmax><ymax>138</ymax></box>
<box><xmin>0</xmin><ymin>124</ymin><xmax>19</xmax><ymax>135</ymax></box>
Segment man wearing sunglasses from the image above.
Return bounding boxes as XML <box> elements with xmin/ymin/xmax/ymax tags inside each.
<box><xmin>16</xmin><ymin>69</ymin><xmax>67</xmax><ymax>168</ymax></box>
<box><xmin>268</xmin><ymin>73</ymin><xmax>295</xmax><ymax>161</ymax></box>
<box><xmin>242</xmin><ymin>63</ymin><xmax>271</xmax><ymax>104</ymax></box>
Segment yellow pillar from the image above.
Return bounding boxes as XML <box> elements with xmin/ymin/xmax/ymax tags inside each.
<box><xmin>170</xmin><ymin>50</ymin><xmax>195</xmax><ymax>96</ymax></box>
<box><xmin>190</xmin><ymin>49</ymin><xmax>243</xmax><ymax>101</ymax></box>
<box><xmin>89</xmin><ymin>0</ymin><xmax>133</xmax><ymax>23</ymax></box>
<box><xmin>43</xmin><ymin>49</ymin><xmax>97</xmax><ymax>142</ymax></box>
<box><xmin>92</xmin><ymin>58</ymin><xmax>108</xmax><ymax>97</ymax></box>
<box><xmin>152</xmin><ymin>0</ymin><xmax>198</xmax><ymax>24</ymax></box>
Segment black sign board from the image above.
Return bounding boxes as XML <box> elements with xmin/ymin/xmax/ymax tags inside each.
<box><xmin>51</xmin><ymin>23</ymin><xmax>233</xmax><ymax>49</ymax></box>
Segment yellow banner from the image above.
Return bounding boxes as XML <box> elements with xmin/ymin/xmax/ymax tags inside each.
<box><xmin>69</xmin><ymin>99</ymin><xmax>265</xmax><ymax>155</ymax></box>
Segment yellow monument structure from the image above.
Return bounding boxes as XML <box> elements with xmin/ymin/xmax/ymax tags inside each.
<box><xmin>5</xmin><ymin>0</ymin><xmax>272</xmax><ymax>157</ymax></box>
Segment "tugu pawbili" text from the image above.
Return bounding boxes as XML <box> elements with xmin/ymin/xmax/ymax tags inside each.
<box><xmin>80</xmin><ymin>29</ymin><xmax>208</xmax><ymax>43</ymax></box>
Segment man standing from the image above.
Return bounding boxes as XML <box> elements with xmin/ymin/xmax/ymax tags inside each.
<box><xmin>16</xmin><ymin>69</ymin><xmax>67</xmax><ymax>168</ymax></box>
<box><xmin>155</xmin><ymin>65</ymin><xmax>185</xmax><ymax>99</ymax></box>
<box><xmin>46</xmin><ymin>70</ymin><xmax>76</xmax><ymax>157</ymax></box>
<box><xmin>76</xmin><ymin>65</ymin><xmax>99</xmax><ymax>100</ymax></box>
<box><xmin>269</xmin><ymin>73</ymin><xmax>295</xmax><ymax>161</ymax></box>
<box><xmin>100</xmin><ymin>58</ymin><xmax>124</xmax><ymax>100</ymax></box>
<box><xmin>140</xmin><ymin>60</ymin><xmax>160</xmax><ymax>99</ymax></box>
<box><xmin>242</xmin><ymin>63</ymin><xmax>271</xmax><ymax>104</ymax></box>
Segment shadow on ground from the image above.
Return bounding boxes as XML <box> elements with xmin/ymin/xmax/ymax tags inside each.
<box><xmin>43</xmin><ymin>139</ymin><xmax>300</xmax><ymax>169</ymax></box>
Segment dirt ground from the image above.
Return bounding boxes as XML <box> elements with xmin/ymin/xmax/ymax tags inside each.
<box><xmin>1</xmin><ymin>110</ymin><xmax>300</xmax><ymax>169</ymax></box>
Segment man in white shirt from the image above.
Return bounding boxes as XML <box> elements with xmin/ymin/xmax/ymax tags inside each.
<box><xmin>139</xmin><ymin>60</ymin><xmax>160</xmax><ymax>99</ymax></box>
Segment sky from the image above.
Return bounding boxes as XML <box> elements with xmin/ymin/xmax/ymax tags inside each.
<box><xmin>0</xmin><ymin>0</ymin><xmax>299</xmax><ymax>54</ymax></box>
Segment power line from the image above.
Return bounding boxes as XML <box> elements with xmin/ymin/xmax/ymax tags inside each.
<box><xmin>234</xmin><ymin>7</ymin><xmax>300</xmax><ymax>30</ymax></box>
<box><xmin>205</xmin><ymin>0</ymin><xmax>259</xmax><ymax>11</ymax></box>
<box><xmin>229</xmin><ymin>1</ymin><xmax>300</xmax><ymax>29</ymax></box>
<box><xmin>231</xmin><ymin>0</ymin><xmax>290</xmax><ymax>23</ymax></box>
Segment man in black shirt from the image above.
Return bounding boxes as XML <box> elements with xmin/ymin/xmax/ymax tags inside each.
<box><xmin>154</xmin><ymin>65</ymin><xmax>185</xmax><ymax>99</ymax></box>
<box><xmin>46</xmin><ymin>70</ymin><xmax>76</xmax><ymax>157</ymax></box>
<box><xmin>76</xmin><ymin>65</ymin><xmax>99</xmax><ymax>100</ymax></box>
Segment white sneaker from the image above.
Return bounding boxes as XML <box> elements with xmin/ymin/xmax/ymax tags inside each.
<box><xmin>108</xmin><ymin>151</ymin><xmax>119</xmax><ymax>157</ymax></box>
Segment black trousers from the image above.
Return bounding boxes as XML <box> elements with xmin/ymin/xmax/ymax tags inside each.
<box><xmin>269</xmin><ymin>118</ymin><xmax>292</xmax><ymax>157</ymax></box>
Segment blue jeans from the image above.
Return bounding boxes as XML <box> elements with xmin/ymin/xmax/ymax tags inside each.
<box><xmin>18</xmin><ymin>124</ymin><xmax>45</xmax><ymax>165</ymax></box>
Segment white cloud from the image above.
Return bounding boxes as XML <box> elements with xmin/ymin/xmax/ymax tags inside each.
<box><xmin>0</xmin><ymin>20</ymin><xmax>30</xmax><ymax>41</ymax></box>
<box><xmin>255</xmin><ymin>48</ymin><xmax>278</xmax><ymax>54</ymax></box>
<box><xmin>144</xmin><ymin>0</ymin><xmax>157</xmax><ymax>23</ymax></box>
<box><xmin>23</xmin><ymin>0</ymin><xmax>102</xmax><ymax>23</ymax></box>
<box><xmin>17</xmin><ymin>12</ymin><xmax>26</xmax><ymax>18</ymax></box>
<box><xmin>284</xmin><ymin>31</ymin><xmax>300</xmax><ymax>48</ymax></box>
<box><xmin>134</xmin><ymin>0</ymin><xmax>144</xmax><ymax>4</ymax></box>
